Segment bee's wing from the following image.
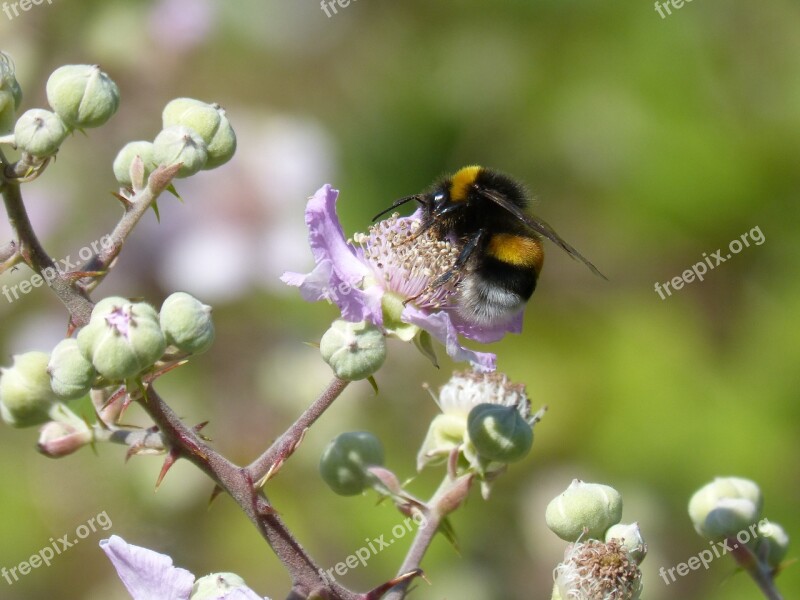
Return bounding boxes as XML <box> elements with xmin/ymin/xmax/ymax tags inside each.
<box><xmin>480</xmin><ymin>188</ymin><xmax>607</xmax><ymax>280</ymax></box>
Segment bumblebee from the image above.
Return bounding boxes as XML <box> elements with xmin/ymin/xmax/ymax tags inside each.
<box><xmin>373</xmin><ymin>165</ymin><xmax>605</xmax><ymax>326</ymax></box>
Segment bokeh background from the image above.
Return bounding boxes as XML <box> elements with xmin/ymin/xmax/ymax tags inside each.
<box><xmin>1</xmin><ymin>1</ymin><xmax>799</xmax><ymax>599</ymax></box>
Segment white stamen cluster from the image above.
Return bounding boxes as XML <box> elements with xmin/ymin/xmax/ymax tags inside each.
<box><xmin>554</xmin><ymin>539</ymin><xmax>643</xmax><ymax>600</ymax></box>
<box><xmin>353</xmin><ymin>213</ymin><xmax>461</xmax><ymax>310</ymax></box>
<box><xmin>437</xmin><ymin>370</ymin><xmax>531</xmax><ymax>420</ymax></box>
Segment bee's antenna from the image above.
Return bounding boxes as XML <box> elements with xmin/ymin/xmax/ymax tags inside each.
<box><xmin>372</xmin><ymin>195</ymin><xmax>423</xmax><ymax>222</ymax></box>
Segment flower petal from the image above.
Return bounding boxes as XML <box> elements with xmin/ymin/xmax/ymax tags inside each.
<box><xmin>402</xmin><ymin>306</ymin><xmax>496</xmax><ymax>370</ymax></box>
<box><xmin>100</xmin><ymin>536</ymin><xmax>195</xmax><ymax>600</ymax></box>
<box><xmin>452</xmin><ymin>311</ymin><xmax>523</xmax><ymax>344</ymax></box>
<box><xmin>282</xmin><ymin>185</ymin><xmax>383</xmax><ymax>325</ymax></box>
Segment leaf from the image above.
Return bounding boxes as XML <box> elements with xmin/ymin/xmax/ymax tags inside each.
<box><xmin>437</xmin><ymin>517</ymin><xmax>460</xmax><ymax>553</ymax></box>
<box><xmin>150</xmin><ymin>198</ymin><xmax>161</xmax><ymax>222</ymax></box>
<box><xmin>367</xmin><ymin>375</ymin><xmax>379</xmax><ymax>395</ymax></box>
<box><xmin>166</xmin><ymin>183</ymin><xmax>182</xmax><ymax>202</ymax></box>
<box><xmin>413</xmin><ymin>330</ymin><xmax>439</xmax><ymax>368</ymax></box>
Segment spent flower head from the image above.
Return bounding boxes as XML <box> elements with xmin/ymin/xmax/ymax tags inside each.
<box><xmin>417</xmin><ymin>370</ymin><xmax>542</xmax><ymax>484</ymax></box>
<box><xmin>553</xmin><ymin>539</ymin><xmax>642</xmax><ymax>600</ymax></box>
<box><xmin>282</xmin><ymin>185</ymin><xmax>525</xmax><ymax>370</ymax></box>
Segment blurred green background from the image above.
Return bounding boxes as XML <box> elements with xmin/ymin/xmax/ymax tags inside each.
<box><xmin>1</xmin><ymin>1</ymin><xmax>799</xmax><ymax>598</ymax></box>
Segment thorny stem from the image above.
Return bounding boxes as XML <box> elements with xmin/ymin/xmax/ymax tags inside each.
<box><xmin>247</xmin><ymin>376</ymin><xmax>350</xmax><ymax>484</ymax></box>
<box><xmin>728</xmin><ymin>539</ymin><xmax>784</xmax><ymax>600</ymax></box>
<box><xmin>138</xmin><ymin>385</ymin><xmax>360</xmax><ymax>600</ymax></box>
<box><xmin>93</xmin><ymin>425</ymin><xmax>167</xmax><ymax>453</ymax></box>
<box><xmin>0</xmin><ymin>178</ymin><xmax>94</xmax><ymax>325</ymax></box>
<box><xmin>0</xmin><ymin>150</ymin><xmax>397</xmax><ymax>599</ymax></box>
<box><xmin>87</xmin><ymin>163</ymin><xmax>182</xmax><ymax>292</ymax></box>
<box><xmin>383</xmin><ymin>474</ymin><xmax>472</xmax><ymax>600</ymax></box>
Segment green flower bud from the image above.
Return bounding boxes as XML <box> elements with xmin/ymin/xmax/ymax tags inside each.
<box><xmin>9</xmin><ymin>76</ymin><xmax>22</xmax><ymax>109</ymax></box>
<box><xmin>203</xmin><ymin>109</ymin><xmax>236</xmax><ymax>169</ymax></box>
<box><xmin>46</xmin><ymin>64</ymin><xmax>120</xmax><ymax>128</ymax></box>
<box><xmin>700</xmin><ymin>498</ymin><xmax>761</xmax><ymax>541</ymax></box>
<box><xmin>14</xmin><ymin>109</ymin><xmax>69</xmax><ymax>158</ymax></box>
<box><xmin>153</xmin><ymin>125</ymin><xmax>208</xmax><ymax>178</ymax></box>
<box><xmin>0</xmin><ymin>52</ymin><xmax>21</xmax><ymax>134</ymax></box>
<box><xmin>159</xmin><ymin>292</ymin><xmax>215</xmax><ymax>354</ymax></box>
<box><xmin>113</xmin><ymin>141</ymin><xmax>156</xmax><ymax>187</ymax></box>
<box><xmin>0</xmin><ymin>351</ymin><xmax>60</xmax><ymax>428</ymax></box>
<box><xmin>162</xmin><ymin>98</ymin><xmax>221</xmax><ymax>144</ymax></box>
<box><xmin>37</xmin><ymin>417</ymin><xmax>93</xmax><ymax>458</ymax></box>
<box><xmin>605</xmin><ymin>522</ymin><xmax>647</xmax><ymax>564</ymax></box>
<box><xmin>545</xmin><ymin>479</ymin><xmax>624</xmax><ymax>542</ymax></box>
<box><xmin>190</xmin><ymin>572</ymin><xmax>251</xmax><ymax>599</ymax></box>
<box><xmin>319</xmin><ymin>431</ymin><xmax>384</xmax><ymax>496</ymax></box>
<box><xmin>1</xmin><ymin>52</ymin><xmax>22</xmax><ymax>105</ymax></box>
<box><xmin>47</xmin><ymin>338</ymin><xmax>97</xmax><ymax>399</ymax></box>
<box><xmin>688</xmin><ymin>477</ymin><xmax>763</xmax><ymax>540</ymax></box>
<box><xmin>416</xmin><ymin>413</ymin><xmax>467</xmax><ymax>471</ymax></box>
<box><xmin>754</xmin><ymin>521</ymin><xmax>790</xmax><ymax>569</ymax></box>
<box><xmin>77</xmin><ymin>298</ymin><xmax>166</xmax><ymax>381</ymax></box>
<box><xmin>319</xmin><ymin>320</ymin><xmax>386</xmax><ymax>381</ymax></box>
<box><xmin>466</xmin><ymin>403</ymin><xmax>533</xmax><ymax>463</ymax></box>
<box><xmin>0</xmin><ymin>91</ymin><xmax>15</xmax><ymax>135</ymax></box>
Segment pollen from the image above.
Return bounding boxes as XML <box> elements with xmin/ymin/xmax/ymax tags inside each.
<box><xmin>355</xmin><ymin>213</ymin><xmax>461</xmax><ymax>310</ymax></box>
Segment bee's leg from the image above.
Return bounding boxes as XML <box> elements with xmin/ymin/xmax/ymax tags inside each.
<box><xmin>431</xmin><ymin>229</ymin><xmax>484</xmax><ymax>287</ymax></box>
<box><xmin>403</xmin><ymin>229</ymin><xmax>485</xmax><ymax>305</ymax></box>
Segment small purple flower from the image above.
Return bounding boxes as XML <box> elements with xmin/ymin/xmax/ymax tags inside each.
<box><xmin>282</xmin><ymin>185</ymin><xmax>523</xmax><ymax>370</ymax></box>
<box><xmin>101</xmin><ymin>536</ymin><xmax>267</xmax><ymax>600</ymax></box>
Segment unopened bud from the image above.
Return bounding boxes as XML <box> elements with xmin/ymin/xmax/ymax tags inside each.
<box><xmin>46</xmin><ymin>64</ymin><xmax>120</xmax><ymax>128</ymax></box>
<box><xmin>153</xmin><ymin>125</ymin><xmax>208</xmax><ymax>178</ymax></box>
<box><xmin>48</xmin><ymin>338</ymin><xmax>96</xmax><ymax>399</ymax></box>
<box><xmin>0</xmin><ymin>351</ymin><xmax>59</xmax><ymax>428</ymax></box>
<box><xmin>319</xmin><ymin>431</ymin><xmax>384</xmax><ymax>496</ymax></box>
<box><xmin>77</xmin><ymin>297</ymin><xmax>166</xmax><ymax>380</ymax></box>
<box><xmin>605</xmin><ymin>521</ymin><xmax>647</xmax><ymax>564</ymax></box>
<box><xmin>37</xmin><ymin>417</ymin><xmax>92</xmax><ymax>458</ymax></box>
<box><xmin>159</xmin><ymin>292</ymin><xmax>215</xmax><ymax>355</ymax></box>
<box><xmin>0</xmin><ymin>52</ymin><xmax>21</xmax><ymax>134</ymax></box>
<box><xmin>754</xmin><ymin>521</ymin><xmax>790</xmax><ymax>569</ymax></box>
<box><xmin>545</xmin><ymin>479</ymin><xmax>623</xmax><ymax>542</ymax></box>
<box><xmin>14</xmin><ymin>109</ymin><xmax>69</xmax><ymax>158</ymax></box>
<box><xmin>113</xmin><ymin>141</ymin><xmax>156</xmax><ymax>187</ymax></box>
<box><xmin>162</xmin><ymin>98</ymin><xmax>221</xmax><ymax>143</ymax></box>
<box><xmin>688</xmin><ymin>477</ymin><xmax>763</xmax><ymax>540</ymax></box>
<box><xmin>466</xmin><ymin>403</ymin><xmax>533</xmax><ymax>464</ymax></box>
<box><xmin>319</xmin><ymin>320</ymin><xmax>386</xmax><ymax>381</ymax></box>
<box><xmin>203</xmin><ymin>108</ymin><xmax>236</xmax><ymax>169</ymax></box>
